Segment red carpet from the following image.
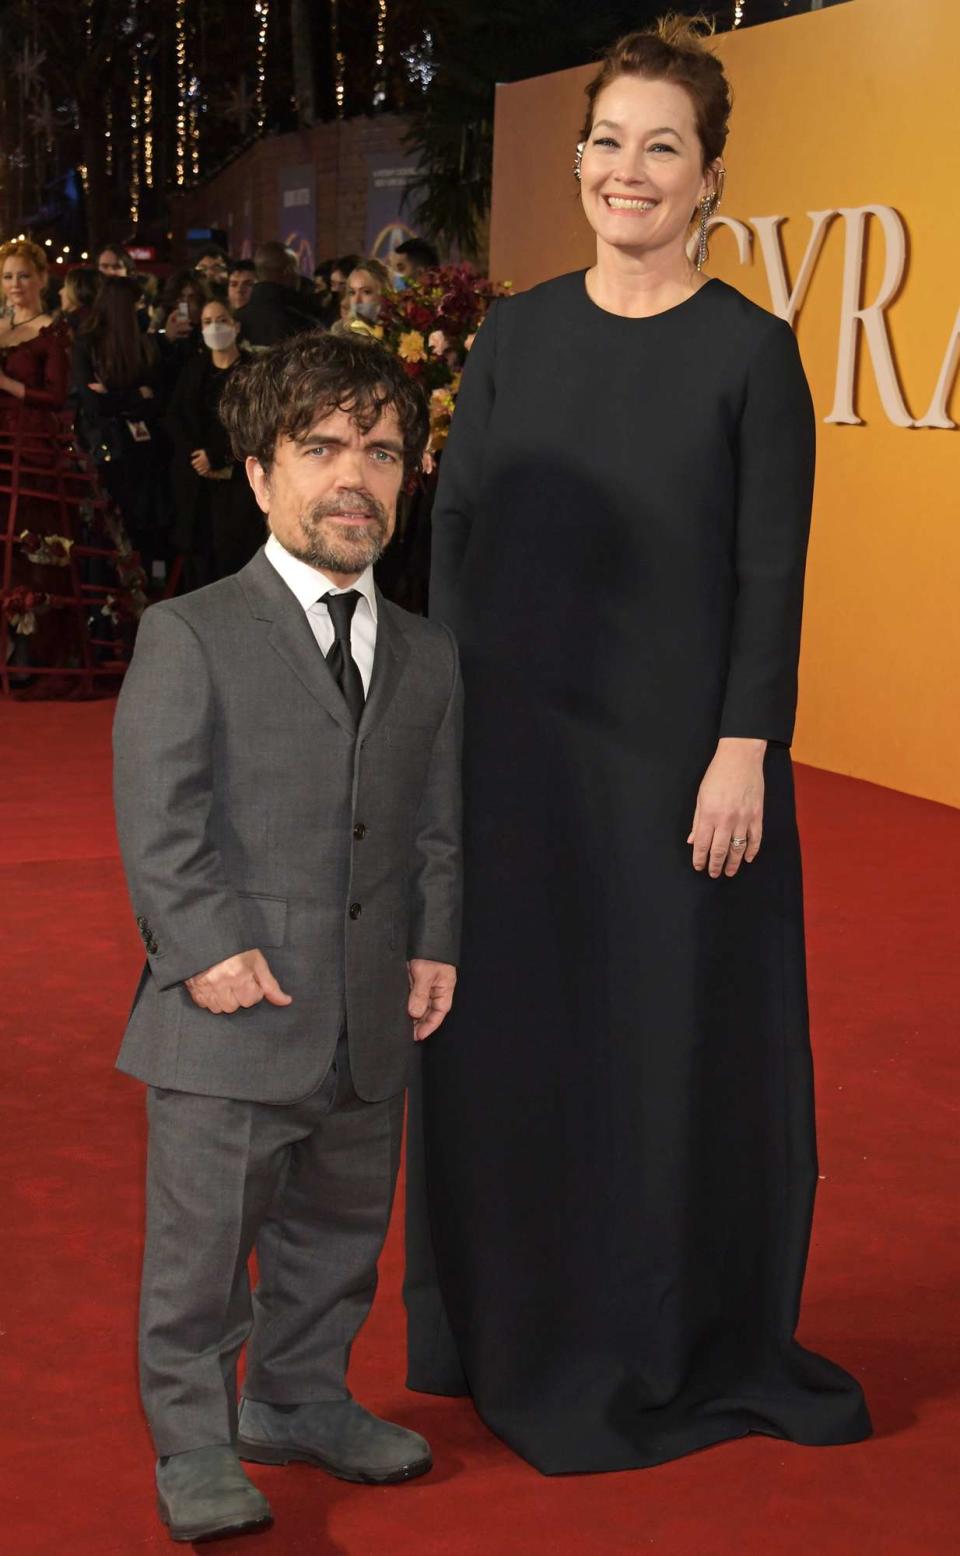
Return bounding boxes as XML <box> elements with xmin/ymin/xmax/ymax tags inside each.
<box><xmin>1</xmin><ymin>699</ymin><xmax>957</xmax><ymax>1555</ymax></box>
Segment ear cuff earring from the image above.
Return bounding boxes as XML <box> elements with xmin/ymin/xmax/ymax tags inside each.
<box><xmin>574</xmin><ymin>142</ymin><xmax>585</xmax><ymax>182</ymax></box>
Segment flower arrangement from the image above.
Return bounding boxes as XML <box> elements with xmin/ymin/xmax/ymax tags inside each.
<box><xmin>1</xmin><ymin>587</ymin><xmax>69</xmax><ymax>635</ymax></box>
<box><xmin>377</xmin><ymin>264</ymin><xmax>510</xmax><ymax>452</ymax></box>
<box><xmin>17</xmin><ymin>531</ymin><xmax>74</xmax><ymax>567</ymax></box>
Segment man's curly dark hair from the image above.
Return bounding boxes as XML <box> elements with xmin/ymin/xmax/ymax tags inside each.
<box><xmin>219</xmin><ymin>329</ymin><xmax>430</xmax><ymax>474</ymax></box>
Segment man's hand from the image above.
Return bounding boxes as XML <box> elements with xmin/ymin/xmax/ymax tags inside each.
<box><xmin>407</xmin><ymin>959</ymin><xmax>457</xmax><ymax>1041</ymax></box>
<box><xmin>191</xmin><ymin>448</ymin><xmax>212</xmax><ymax>475</ymax></box>
<box><xmin>185</xmin><ymin>949</ymin><xmax>292</xmax><ymax>1014</ymax></box>
<box><xmin>687</xmin><ymin>737</ymin><xmax>767</xmax><ymax>879</ymax></box>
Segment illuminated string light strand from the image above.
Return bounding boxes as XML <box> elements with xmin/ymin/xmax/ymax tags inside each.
<box><xmin>331</xmin><ymin>0</ymin><xmax>345</xmax><ymax>116</ymax></box>
<box><xmin>374</xmin><ymin>0</ymin><xmax>387</xmax><ymax>108</ymax></box>
<box><xmin>144</xmin><ymin>70</ymin><xmax>153</xmax><ymax>188</ymax></box>
<box><xmin>255</xmin><ymin>1</ymin><xmax>271</xmax><ymax>133</ymax></box>
<box><xmin>130</xmin><ymin>48</ymin><xmax>141</xmax><ymax>222</ymax></box>
<box><xmin>189</xmin><ymin>76</ymin><xmax>200</xmax><ymax>179</ymax></box>
<box><xmin>733</xmin><ymin>1</ymin><xmax>746</xmax><ymax>25</ymax></box>
<box><xmin>175</xmin><ymin>0</ymin><xmax>187</xmax><ymax>185</ymax></box>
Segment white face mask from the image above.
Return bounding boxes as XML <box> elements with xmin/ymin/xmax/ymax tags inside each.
<box><xmin>202</xmin><ymin>321</ymin><xmax>237</xmax><ymax>352</ymax></box>
<box><xmin>351</xmin><ymin>297</ymin><xmax>379</xmax><ymax>323</ymax></box>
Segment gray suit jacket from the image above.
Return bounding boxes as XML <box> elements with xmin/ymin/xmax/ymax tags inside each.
<box><xmin>113</xmin><ymin>547</ymin><xmax>462</xmax><ymax>1104</ymax></box>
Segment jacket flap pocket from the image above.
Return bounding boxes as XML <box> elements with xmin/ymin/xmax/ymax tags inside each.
<box><xmin>236</xmin><ymin>891</ymin><xmax>287</xmax><ymax>948</ymax></box>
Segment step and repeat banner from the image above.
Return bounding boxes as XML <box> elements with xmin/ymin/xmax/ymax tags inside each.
<box><xmin>489</xmin><ymin>0</ymin><xmax>959</xmax><ymax>808</ymax></box>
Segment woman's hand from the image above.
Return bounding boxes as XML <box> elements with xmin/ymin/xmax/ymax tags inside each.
<box><xmin>191</xmin><ymin>449</ymin><xmax>212</xmax><ymax>475</ymax></box>
<box><xmin>687</xmin><ymin>737</ymin><xmax>767</xmax><ymax>878</ymax></box>
<box><xmin>0</xmin><ymin>372</ymin><xmax>25</xmax><ymax>400</ymax></box>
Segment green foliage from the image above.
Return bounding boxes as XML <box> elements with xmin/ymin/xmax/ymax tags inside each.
<box><xmin>401</xmin><ymin>0</ymin><xmax>681</xmax><ymax>257</ymax></box>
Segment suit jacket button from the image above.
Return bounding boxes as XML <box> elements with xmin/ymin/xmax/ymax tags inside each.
<box><xmin>349</xmin><ymin>903</ymin><xmax>362</xmax><ymax>920</ymax></box>
<box><xmin>353</xmin><ymin>823</ymin><xmax>367</xmax><ymax>840</ymax></box>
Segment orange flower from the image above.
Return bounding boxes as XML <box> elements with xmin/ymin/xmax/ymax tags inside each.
<box><xmin>397</xmin><ymin>329</ymin><xmax>427</xmax><ymax>363</ymax></box>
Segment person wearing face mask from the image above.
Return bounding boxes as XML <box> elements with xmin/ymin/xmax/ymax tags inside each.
<box><xmin>389</xmin><ymin>238</ymin><xmax>439</xmax><ymax>292</ymax></box>
<box><xmin>331</xmin><ymin>259</ymin><xmax>392</xmax><ymax>339</ymax></box>
<box><xmin>165</xmin><ymin>298</ymin><xmax>263</xmax><ymax>587</ymax></box>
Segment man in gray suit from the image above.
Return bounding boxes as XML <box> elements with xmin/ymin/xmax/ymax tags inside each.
<box><xmin>113</xmin><ymin>331</ymin><xmax>462</xmax><ymax>1543</ymax></box>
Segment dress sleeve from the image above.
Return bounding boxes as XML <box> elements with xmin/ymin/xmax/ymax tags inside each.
<box><xmin>718</xmin><ymin>319</ymin><xmax>815</xmax><ymax>747</ymax></box>
<box><xmin>22</xmin><ymin>327</ymin><xmax>69</xmax><ymax>409</ymax></box>
<box><xmin>429</xmin><ymin>300</ymin><xmax>500</xmax><ymax>625</ymax></box>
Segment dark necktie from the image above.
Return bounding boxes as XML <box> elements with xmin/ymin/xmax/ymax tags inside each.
<box><xmin>323</xmin><ymin>590</ymin><xmax>365</xmax><ymax>725</ymax></box>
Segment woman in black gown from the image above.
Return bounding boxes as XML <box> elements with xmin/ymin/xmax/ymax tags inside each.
<box><xmin>405</xmin><ymin>17</ymin><xmax>871</xmax><ymax>1474</ymax></box>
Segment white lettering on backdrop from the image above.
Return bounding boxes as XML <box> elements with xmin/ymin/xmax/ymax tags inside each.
<box><xmin>704</xmin><ymin>205</ymin><xmax>958</xmax><ymax>429</ymax></box>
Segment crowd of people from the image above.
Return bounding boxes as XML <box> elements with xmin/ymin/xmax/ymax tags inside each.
<box><xmin>0</xmin><ymin>231</ymin><xmax>441</xmax><ymax>639</ymax></box>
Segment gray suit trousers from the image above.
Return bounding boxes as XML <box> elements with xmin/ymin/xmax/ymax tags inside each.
<box><xmin>139</xmin><ymin>1035</ymin><xmax>404</xmax><ymax>1457</ymax></box>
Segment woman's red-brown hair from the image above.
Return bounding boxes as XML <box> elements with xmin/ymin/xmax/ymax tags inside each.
<box><xmin>580</xmin><ymin>12</ymin><xmax>732</xmax><ymax>171</ymax></box>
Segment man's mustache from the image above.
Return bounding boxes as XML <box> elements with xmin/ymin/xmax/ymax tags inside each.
<box><xmin>306</xmin><ymin>496</ymin><xmax>386</xmax><ymax>528</ymax></box>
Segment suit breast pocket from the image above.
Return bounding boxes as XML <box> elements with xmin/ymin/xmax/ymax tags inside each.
<box><xmin>235</xmin><ymin>891</ymin><xmax>288</xmax><ymax>948</ymax></box>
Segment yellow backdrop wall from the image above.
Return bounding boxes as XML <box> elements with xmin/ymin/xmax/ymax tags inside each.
<box><xmin>488</xmin><ymin>0</ymin><xmax>959</xmax><ymax>808</ymax></box>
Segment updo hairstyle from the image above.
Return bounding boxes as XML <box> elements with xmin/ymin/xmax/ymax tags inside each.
<box><xmin>0</xmin><ymin>237</ymin><xmax>49</xmax><ymax>277</ymax></box>
<box><xmin>580</xmin><ymin>12</ymin><xmax>732</xmax><ymax>172</ymax></box>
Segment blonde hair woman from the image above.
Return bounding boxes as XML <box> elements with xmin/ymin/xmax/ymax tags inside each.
<box><xmin>0</xmin><ymin>239</ymin><xmax>69</xmax><ymax>409</ymax></box>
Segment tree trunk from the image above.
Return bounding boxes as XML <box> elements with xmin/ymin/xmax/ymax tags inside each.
<box><xmin>79</xmin><ymin>107</ymin><xmax>110</xmax><ymax>247</ymax></box>
<box><xmin>291</xmin><ymin>0</ymin><xmax>316</xmax><ymax>126</ymax></box>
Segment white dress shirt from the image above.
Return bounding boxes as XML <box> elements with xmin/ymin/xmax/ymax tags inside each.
<box><xmin>265</xmin><ymin>531</ymin><xmax>378</xmax><ymax>695</ymax></box>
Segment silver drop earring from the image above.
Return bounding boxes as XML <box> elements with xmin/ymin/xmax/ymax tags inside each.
<box><xmin>696</xmin><ymin>197</ymin><xmax>713</xmax><ymax>271</ymax></box>
<box><xmin>574</xmin><ymin>142</ymin><xmax>584</xmax><ymax>182</ymax></box>
<box><xmin>696</xmin><ymin>168</ymin><xmax>726</xmax><ymax>271</ymax></box>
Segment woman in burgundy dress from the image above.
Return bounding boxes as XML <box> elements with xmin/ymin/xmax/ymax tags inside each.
<box><xmin>1</xmin><ymin>239</ymin><xmax>82</xmax><ymax>684</ymax></box>
<box><xmin>0</xmin><ymin>238</ymin><xmax>70</xmax><ymax>415</ymax></box>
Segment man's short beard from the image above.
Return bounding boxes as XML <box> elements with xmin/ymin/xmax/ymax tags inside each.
<box><xmin>288</xmin><ymin>496</ymin><xmax>389</xmax><ymax>573</ymax></box>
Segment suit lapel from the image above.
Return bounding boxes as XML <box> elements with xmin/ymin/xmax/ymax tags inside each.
<box><xmin>360</xmin><ymin>594</ymin><xmax>409</xmax><ymax>737</ymax></box>
<box><xmin>238</xmin><ymin>549</ymin><xmax>356</xmax><ymax>735</ymax></box>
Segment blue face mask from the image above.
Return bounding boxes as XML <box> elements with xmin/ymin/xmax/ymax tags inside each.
<box><xmin>393</xmin><ymin>274</ymin><xmax>406</xmax><ymax>292</ymax></box>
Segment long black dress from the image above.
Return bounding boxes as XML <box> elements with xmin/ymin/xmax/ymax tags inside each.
<box><xmin>405</xmin><ymin>271</ymin><xmax>871</xmax><ymax>1474</ymax></box>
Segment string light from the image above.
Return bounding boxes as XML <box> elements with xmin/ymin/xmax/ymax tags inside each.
<box><xmin>373</xmin><ymin>0</ymin><xmax>387</xmax><ymax>108</ymax></box>
<box><xmin>105</xmin><ymin>96</ymin><xmax>113</xmax><ymax>177</ymax></box>
<box><xmin>144</xmin><ymin>71</ymin><xmax>153</xmax><ymax>188</ymax></box>
<box><xmin>189</xmin><ymin>77</ymin><xmax>201</xmax><ymax>179</ymax></box>
<box><xmin>733</xmin><ymin>1</ymin><xmax>746</xmax><ymax>24</ymax></box>
<box><xmin>331</xmin><ymin>1</ymin><xmax>345</xmax><ymax>116</ymax></box>
<box><xmin>175</xmin><ymin>0</ymin><xmax>187</xmax><ymax>185</ymax></box>
<box><xmin>130</xmin><ymin>47</ymin><xmax>141</xmax><ymax>223</ymax></box>
<box><xmin>255</xmin><ymin>1</ymin><xmax>270</xmax><ymax>133</ymax></box>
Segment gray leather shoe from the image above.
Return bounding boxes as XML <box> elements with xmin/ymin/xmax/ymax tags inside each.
<box><xmin>237</xmin><ymin>1397</ymin><xmax>433</xmax><ymax>1485</ymax></box>
<box><xmin>156</xmin><ymin>1445</ymin><xmax>273</xmax><ymax>1543</ymax></box>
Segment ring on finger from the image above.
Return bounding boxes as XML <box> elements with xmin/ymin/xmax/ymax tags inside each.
<box><xmin>730</xmin><ymin>836</ymin><xmax>748</xmax><ymax>850</ymax></box>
